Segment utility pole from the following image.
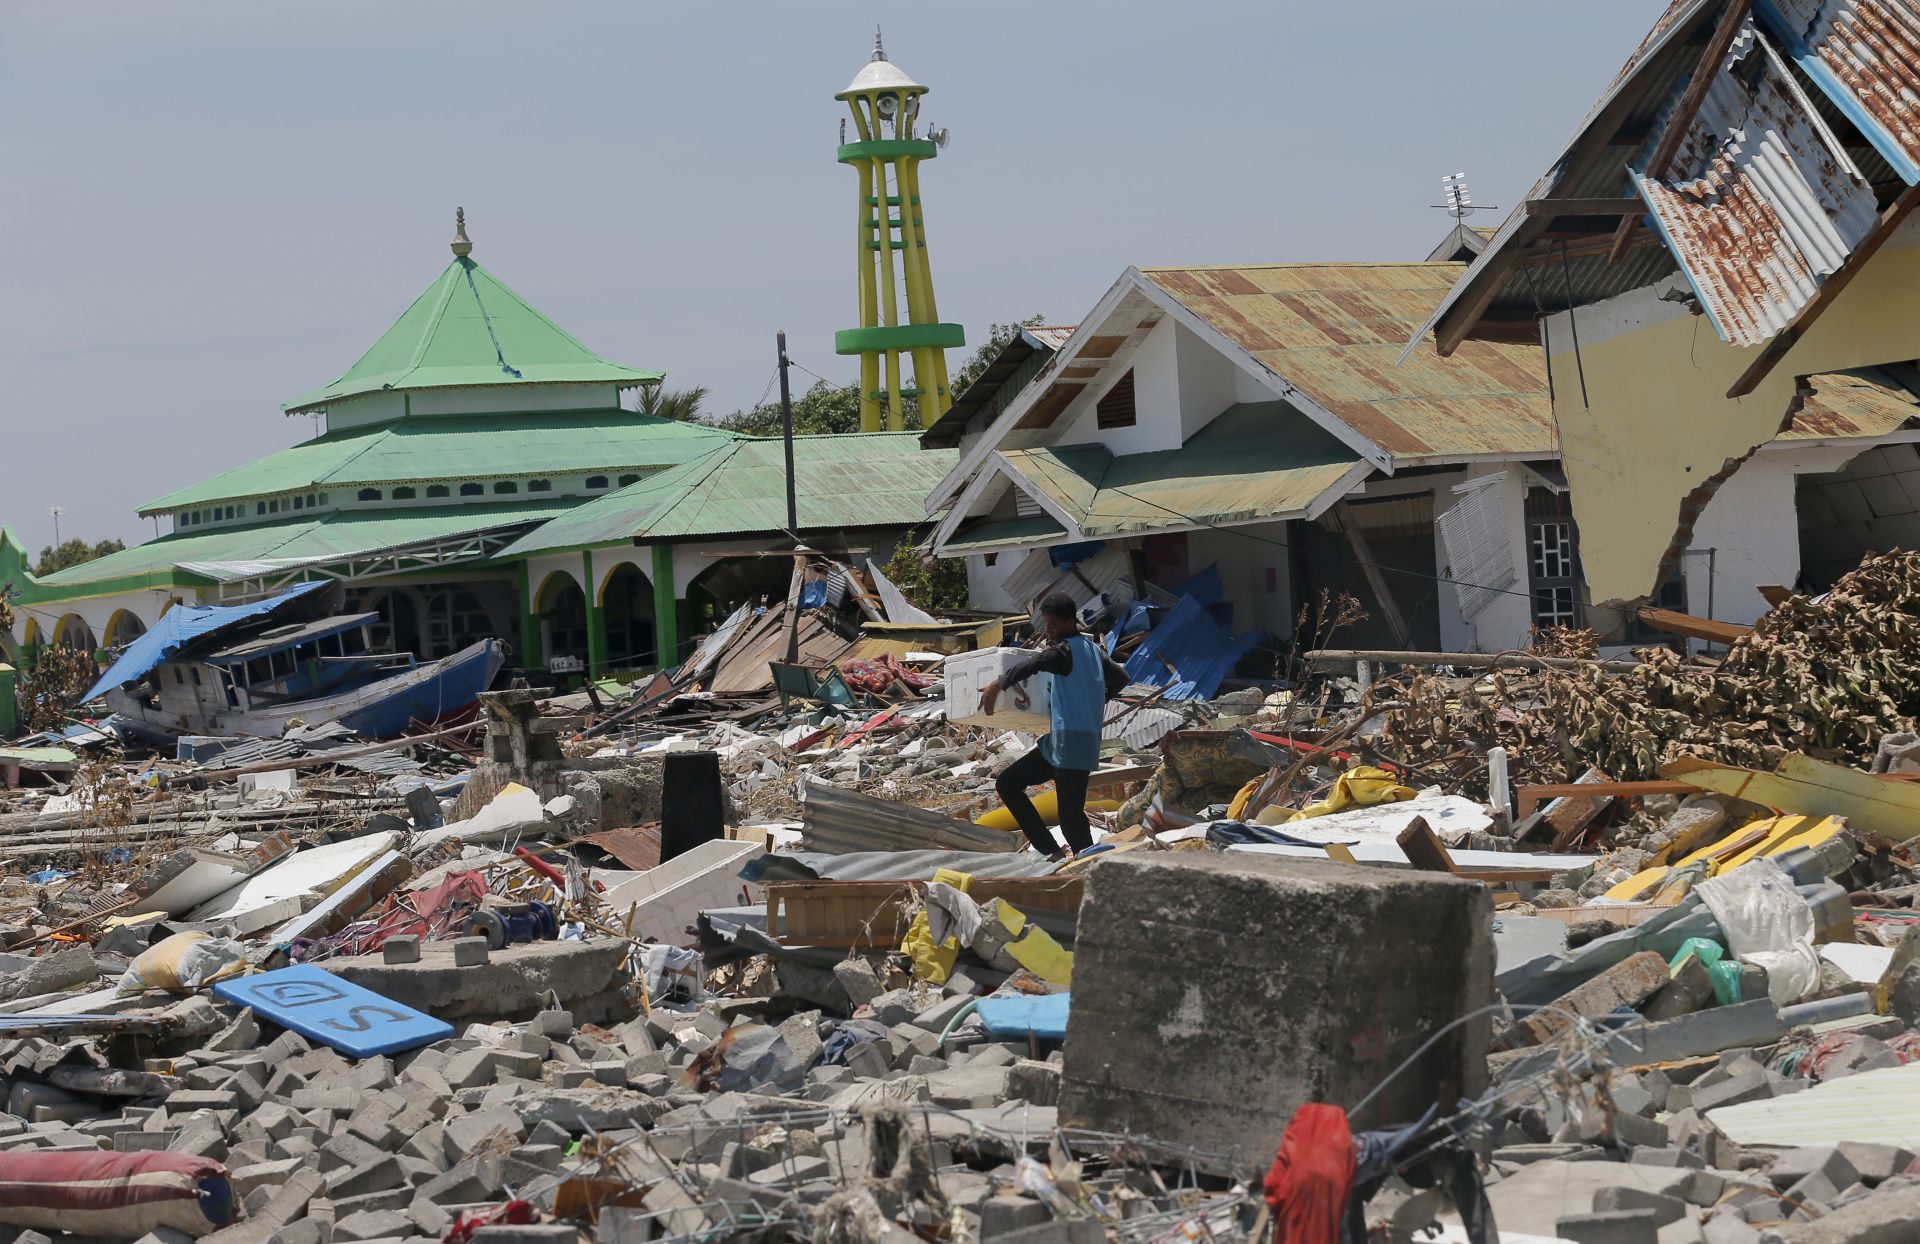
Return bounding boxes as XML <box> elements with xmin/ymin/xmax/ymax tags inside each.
<box><xmin>778</xmin><ymin>332</ymin><xmax>798</xmax><ymax>538</ymax></box>
<box><xmin>777</xmin><ymin>332</ymin><xmax>801</xmax><ymax>664</ymax></box>
<box><xmin>46</xmin><ymin>506</ymin><xmax>65</xmax><ymax>548</ymax></box>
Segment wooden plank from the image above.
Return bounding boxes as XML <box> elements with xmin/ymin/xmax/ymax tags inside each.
<box><xmin>1517</xmin><ymin>779</ymin><xmax>1694</xmax><ymax>819</ymax></box>
<box><xmin>1323</xmin><ymin>843</ymin><xmax>1358</xmax><ymax>864</ymax></box>
<box><xmin>1610</xmin><ymin>0</ymin><xmax>1753</xmax><ymax>262</ymax></box>
<box><xmin>1396</xmin><ymin>817</ymin><xmax>1456</xmax><ymax>874</ymax></box>
<box><xmin>1635</xmin><ymin>606</ymin><xmax>1753</xmax><ymax>646</ymax></box>
<box><xmin>1757</xmin><ymin>584</ymin><xmax>1794</xmax><ymax>607</ymax></box>
<box><xmin>1525</xmin><ymin>198</ymin><xmax>1647</xmax><ymax>217</ymax></box>
<box><xmin>1663</xmin><ymin>754</ymin><xmax>1920</xmax><ymax>842</ymax></box>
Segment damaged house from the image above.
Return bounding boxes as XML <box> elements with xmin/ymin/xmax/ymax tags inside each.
<box><xmin>922</xmin><ymin>250</ymin><xmax>1574</xmax><ymax>655</ymax></box>
<box><xmin>1409</xmin><ymin>0</ymin><xmax>1920</xmax><ymax>624</ymax></box>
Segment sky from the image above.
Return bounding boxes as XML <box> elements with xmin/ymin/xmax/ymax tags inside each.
<box><xmin>2</xmin><ymin>1</ymin><xmax>1662</xmax><ymax>550</ymax></box>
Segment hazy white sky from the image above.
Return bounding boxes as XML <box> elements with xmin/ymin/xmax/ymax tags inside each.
<box><xmin>3</xmin><ymin>2</ymin><xmax>1659</xmax><ymax>548</ymax></box>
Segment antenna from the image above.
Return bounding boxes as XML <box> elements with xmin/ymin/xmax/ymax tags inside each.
<box><xmin>1432</xmin><ymin>172</ymin><xmax>1498</xmax><ymax>220</ymax></box>
<box><xmin>46</xmin><ymin>505</ymin><xmax>65</xmax><ymax>547</ymax></box>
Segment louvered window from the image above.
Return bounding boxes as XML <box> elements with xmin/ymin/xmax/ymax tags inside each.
<box><xmin>1096</xmin><ymin>370</ymin><xmax>1136</xmax><ymax>430</ymax></box>
<box><xmin>1013</xmin><ymin>489</ymin><xmax>1042</xmax><ymax>519</ymax></box>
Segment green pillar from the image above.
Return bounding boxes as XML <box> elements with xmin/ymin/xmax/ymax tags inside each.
<box><xmin>516</xmin><ymin>562</ymin><xmax>542</xmax><ymax>672</ymax></box>
<box><xmin>0</xmin><ymin>664</ymin><xmax>15</xmax><ymax>738</ymax></box>
<box><xmin>583</xmin><ymin>550</ymin><xmax>607</xmax><ymax>680</ymax></box>
<box><xmin>651</xmin><ymin>544</ymin><xmax>679</xmax><ymax>669</ymax></box>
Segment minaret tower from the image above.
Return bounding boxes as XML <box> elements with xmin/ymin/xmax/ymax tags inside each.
<box><xmin>835</xmin><ymin>29</ymin><xmax>964</xmax><ymax>433</ymax></box>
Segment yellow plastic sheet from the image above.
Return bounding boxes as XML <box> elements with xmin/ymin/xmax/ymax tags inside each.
<box><xmin>1296</xmin><ymin>766</ymin><xmax>1416</xmax><ymax>820</ymax></box>
<box><xmin>901</xmin><ymin>868</ymin><xmax>973</xmax><ymax>984</ymax></box>
<box><xmin>993</xmin><ymin>900</ymin><xmax>1073</xmax><ymax>986</ymax></box>
<box><xmin>1602</xmin><ymin>815</ymin><xmax>1847</xmax><ymax>904</ymax></box>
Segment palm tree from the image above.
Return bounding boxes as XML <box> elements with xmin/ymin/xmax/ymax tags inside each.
<box><xmin>639</xmin><ymin>385</ymin><xmax>709</xmax><ymax>421</ymax></box>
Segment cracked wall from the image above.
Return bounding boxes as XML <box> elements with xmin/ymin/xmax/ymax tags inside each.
<box><xmin>1540</xmin><ymin>219</ymin><xmax>1920</xmax><ymax>605</ymax></box>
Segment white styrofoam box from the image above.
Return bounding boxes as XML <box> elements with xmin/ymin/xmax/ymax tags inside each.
<box><xmin>945</xmin><ymin>647</ymin><xmax>1051</xmax><ymax>733</ymax></box>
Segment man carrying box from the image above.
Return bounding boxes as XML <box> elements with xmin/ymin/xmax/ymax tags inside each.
<box><xmin>980</xmin><ymin>593</ymin><xmax>1129</xmax><ymax>860</ymax></box>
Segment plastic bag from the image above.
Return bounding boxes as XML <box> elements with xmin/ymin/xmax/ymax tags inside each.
<box><xmin>116</xmin><ymin>932</ymin><xmax>250</xmax><ymax>996</ymax></box>
<box><xmin>1669</xmin><ymin>936</ymin><xmax>1744</xmax><ymax>1006</ymax></box>
<box><xmin>1696</xmin><ymin>861</ymin><xmax>1822</xmax><ymax>1005</ymax></box>
<box><xmin>1295</xmin><ymin>766</ymin><xmax>1416</xmax><ymax>820</ymax></box>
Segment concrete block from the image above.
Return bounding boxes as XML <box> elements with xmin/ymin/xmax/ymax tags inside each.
<box><xmin>833</xmin><ymin>958</ymin><xmax>884</xmax><ymax>1009</ymax></box>
<box><xmin>1835</xmin><ymin>1142</ymin><xmax>1913</xmax><ymax>1185</ymax></box>
<box><xmin>1060</xmin><ymin>852</ymin><xmax>1490</xmax><ymax>1171</ymax></box>
<box><xmin>1594</xmin><ymin>1185</ymin><xmax>1688</xmax><ymax>1228</ymax></box>
<box><xmin>444</xmin><ymin>1049</ymin><xmax>496</xmax><ymax>1090</ymax></box>
<box><xmin>589</xmin><ymin>1060</ymin><xmax>626</xmax><ymax>1087</ymax></box>
<box><xmin>383</xmin><ymin>935</ymin><xmax>422</xmax><ymax>964</ymax></box>
<box><xmin>1607</xmin><ymin>1000</ymin><xmax>1785</xmax><ymax>1067</ymax></box>
<box><xmin>1556</xmin><ymin>1209</ymin><xmax>1659</xmax><ymax>1244</ymax></box>
<box><xmin>1631</xmin><ymin>1147</ymin><xmax>1706</xmax><ymax>1169</ymax></box>
<box><xmin>844</xmin><ymin>1040</ymin><xmax>890</xmax><ymax>1080</ymax></box>
<box><xmin>1522</xmin><ymin>952</ymin><xmax>1673</xmax><ymax>1046</ymax></box>
<box><xmin>491</xmin><ymin>1049</ymin><xmax>544</xmax><ymax>1082</ymax></box>
<box><xmin>333</xmin><ymin>1207</ymin><xmax>413</xmax><ymax>1241</ymax></box>
<box><xmin>1769</xmin><ymin>1147</ymin><xmax>1859</xmax><ymax>1191</ymax></box>
<box><xmin>328</xmin><ymin>1154</ymin><xmax>409</xmax><ymax>1198</ymax></box>
<box><xmin>913</xmin><ymin>993</ymin><xmax>977</xmax><ymax>1034</ymax></box>
<box><xmin>453</xmin><ymin>936</ymin><xmax>490</xmax><ymax>967</ymax></box>
<box><xmin>979</xmin><ymin>1193</ymin><xmax>1050</xmax><ymax>1237</ymax></box>
<box><xmin>1691</xmin><ymin>1070</ymin><xmax>1777</xmax><ymax>1114</ymax></box>
<box><xmin>468</xmin><ymin>1226</ymin><xmax>582</xmax><ymax>1242</ymax></box>
<box><xmin>1700</xmin><ymin>1211</ymin><xmax>1759</xmax><ymax>1244</ymax></box>
<box><xmin>529</xmin><ymin>1010</ymin><xmax>574</xmax><ymax>1039</ymax></box>
<box><xmin>869</xmin><ymin>989</ymin><xmax>917</xmax><ymax>1026</ymax></box>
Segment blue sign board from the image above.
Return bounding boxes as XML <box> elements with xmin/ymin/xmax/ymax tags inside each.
<box><xmin>213</xmin><ymin>965</ymin><xmax>452</xmax><ymax>1058</ymax></box>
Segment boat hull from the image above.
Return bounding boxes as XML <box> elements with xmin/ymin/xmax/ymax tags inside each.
<box><xmin>108</xmin><ymin>640</ymin><xmax>505</xmax><ymax>743</ymax></box>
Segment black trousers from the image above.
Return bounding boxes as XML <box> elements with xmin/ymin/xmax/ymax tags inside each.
<box><xmin>995</xmin><ymin>746</ymin><xmax>1093</xmax><ymax>855</ymax></box>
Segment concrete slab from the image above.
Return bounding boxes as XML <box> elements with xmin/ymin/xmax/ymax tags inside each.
<box><xmin>326</xmin><ymin>939</ymin><xmax>630</xmax><ymax>1025</ymax></box>
<box><xmin>1060</xmin><ymin>852</ymin><xmax>1491</xmax><ymax>1175</ymax></box>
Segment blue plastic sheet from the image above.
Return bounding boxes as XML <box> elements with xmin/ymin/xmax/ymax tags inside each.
<box><xmin>976</xmin><ymin>992</ymin><xmax>1070</xmax><ymax>1040</ymax></box>
<box><xmin>1048</xmin><ymin>541</ymin><xmax>1106</xmax><ymax>569</ymax></box>
<box><xmin>1122</xmin><ymin>594</ymin><xmax>1260</xmax><ymax>701</ymax></box>
<box><xmin>83</xmin><ymin>582</ymin><xmax>330</xmax><ymax>703</ymax></box>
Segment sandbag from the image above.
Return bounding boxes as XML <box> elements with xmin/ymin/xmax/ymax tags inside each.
<box><xmin>116</xmin><ymin>931</ymin><xmax>249</xmax><ymax>996</ymax></box>
<box><xmin>0</xmin><ymin>1150</ymin><xmax>235</xmax><ymax>1237</ymax></box>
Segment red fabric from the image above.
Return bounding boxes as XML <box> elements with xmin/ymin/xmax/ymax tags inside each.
<box><xmin>444</xmin><ymin>1198</ymin><xmax>535</xmax><ymax>1243</ymax></box>
<box><xmin>1263</xmin><ymin>1103</ymin><xmax>1355</xmax><ymax>1244</ymax></box>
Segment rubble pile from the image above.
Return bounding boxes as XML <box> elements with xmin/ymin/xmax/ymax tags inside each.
<box><xmin>1377</xmin><ymin>550</ymin><xmax>1920</xmax><ymax>793</ymax></box>
<box><xmin>12</xmin><ymin>553</ymin><xmax>1920</xmax><ymax>1240</ymax></box>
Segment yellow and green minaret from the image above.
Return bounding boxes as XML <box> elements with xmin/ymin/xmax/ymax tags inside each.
<box><xmin>835</xmin><ymin>30</ymin><xmax>964</xmax><ymax>433</ymax></box>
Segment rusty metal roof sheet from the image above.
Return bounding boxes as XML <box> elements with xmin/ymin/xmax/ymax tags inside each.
<box><xmin>1784</xmin><ymin>366</ymin><xmax>1920</xmax><ymax>437</ymax></box>
<box><xmin>1632</xmin><ymin>22</ymin><xmax>1878</xmax><ymax>346</ymax></box>
<box><xmin>1764</xmin><ymin>0</ymin><xmax>1920</xmax><ymax>183</ymax></box>
<box><xmin>1139</xmin><ymin>263</ymin><xmax>1554</xmax><ymax>459</ymax></box>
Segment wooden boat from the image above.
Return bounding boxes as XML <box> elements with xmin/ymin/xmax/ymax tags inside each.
<box><xmin>88</xmin><ymin>584</ymin><xmax>504</xmax><ymax>744</ymax></box>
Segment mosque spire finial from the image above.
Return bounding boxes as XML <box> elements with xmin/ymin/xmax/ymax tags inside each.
<box><xmin>872</xmin><ymin>25</ymin><xmax>886</xmax><ymax>62</ymax></box>
<box><xmin>451</xmin><ymin>207</ymin><xmax>472</xmax><ymax>258</ymax></box>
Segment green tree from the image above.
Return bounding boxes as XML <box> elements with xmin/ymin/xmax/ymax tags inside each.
<box><xmin>715</xmin><ymin>378</ymin><xmax>878</xmax><ymax>436</ymax></box>
<box><xmin>34</xmin><ymin>538</ymin><xmax>125</xmax><ymax>578</ymax></box>
<box><xmin>880</xmin><ymin>530</ymin><xmax>972</xmax><ymax>614</ymax></box>
<box><xmin>950</xmin><ymin>314</ymin><xmax>1048</xmax><ymax>400</ymax></box>
<box><xmin>638</xmin><ymin>384</ymin><xmax>710</xmax><ymax>421</ymax></box>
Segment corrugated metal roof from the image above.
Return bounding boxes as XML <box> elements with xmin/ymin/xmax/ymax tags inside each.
<box><xmin>1139</xmin><ymin>264</ymin><xmax>1554</xmax><ymax>459</ymax></box>
<box><xmin>798</xmin><ymin>782</ymin><xmax>1015</xmax><ymax>856</ymax></box>
<box><xmin>1784</xmin><ymin>366</ymin><xmax>1920</xmax><ymax>436</ymax></box>
<box><xmin>39</xmin><ymin>501</ymin><xmax>573</xmax><ymax>589</ymax></box>
<box><xmin>998</xmin><ymin>401</ymin><xmax>1363</xmax><ymax>538</ymax></box>
<box><xmin>283</xmin><ymin>256</ymin><xmax>661</xmax><ymax>412</ymax></box>
<box><xmin>1632</xmin><ymin>22</ymin><xmax>1878</xmax><ymax>347</ymax></box>
<box><xmin>1765</xmin><ymin>0</ymin><xmax>1920</xmax><ymax>183</ymax></box>
<box><xmin>141</xmin><ymin>412</ymin><xmax>733</xmax><ymax>514</ymax></box>
<box><xmin>497</xmin><ymin>433</ymin><xmax>959</xmax><ymax>555</ymax></box>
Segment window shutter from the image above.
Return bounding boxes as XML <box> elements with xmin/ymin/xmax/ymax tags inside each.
<box><xmin>1435</xmin><ymin>473</ymin><xmax>1516</xmax><ymax>622</ymax></box>
<box><xmin>1096</xmin><ymin>371</ymin><xmax>1137</xmax><ymax>430</ymax></box>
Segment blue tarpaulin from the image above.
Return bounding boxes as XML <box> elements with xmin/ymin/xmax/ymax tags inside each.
<box><xmin>82</xmin><ymin>582</ymin><xmax>330</xmax><ymax>703</ymax></box>
<box><xmin>976</xmin><ymin>992</ymin><xmax>1070</xmax><ymax>1040</ymax></box>
<box><xmin>214</xmin><ymin>964</ymin><xmax>452</xmax><ymax>1058</ymax></box>
<box><xmin>1122</xmin><ymin>593</ymin><xmax>1260</xmax><ymax>701</ymax></box>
